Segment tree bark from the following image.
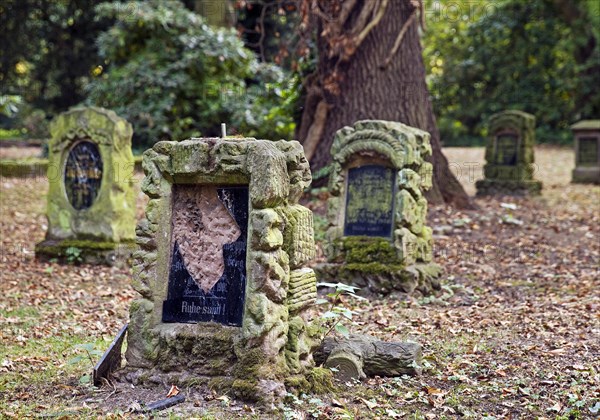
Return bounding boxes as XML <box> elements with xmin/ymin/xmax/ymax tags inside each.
<box><xmin>298</xmin><ymin>0</ymin><xmax>472</xmax><ymax>208</ymax></box>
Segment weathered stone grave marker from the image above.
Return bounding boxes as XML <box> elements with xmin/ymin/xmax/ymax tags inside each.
<box><xmin>124</xmin><ymin>137</ymin><xmax>320</xmax><ymax>405</ymax></box>
<box><xmin>35</xmin><ymin>106</ymin><xmax>136</xmax><ymax>265</ymax></box>
<box><xmin>316</xmin><ymin>120</ymin><xmax>441</xmax><ymax>295</ymax></box>
<box><xmin>571</xmin><ymin>120</ymin><xmax>600</xmax><ymax>184</ymax></box>
<box><xmin>476</xmin><ymin>110</ymin><xmax>542</xmax><ymax>196</ymax></box>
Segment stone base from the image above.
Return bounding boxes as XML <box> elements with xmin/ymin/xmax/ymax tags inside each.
<box><xmin>475</xmin><ymin>179</ymin><xmax>542</xmax><ymax>196</ymax></box>
<box><xmin>315</xmin><ymin>262</ymin><xmax>442</xmax><ymax>296</ymax></box>
<box><xmin>123</xmin><ymin>320</ymin><xmax>285</xmax><ymax>405</ymax></box>
<box><xmin>572</xmin><ymin>167</ymin><xmax>600</xmax><ymax>184</ymax></box>
<box><xmin>122</xmin><ymin>320</ymin><xmax>330</xmax><ymax>407</ymax></box>
<box><xmin>35</xmin><ymin>238</ymin><xmax>135</xmax><ymax>267</ymax></box>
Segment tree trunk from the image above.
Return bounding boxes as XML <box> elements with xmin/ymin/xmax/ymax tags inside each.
<box><xmin>299</xmin><ymin>0</ymin><xmax>472</xmax><ymax>208</ymax></box>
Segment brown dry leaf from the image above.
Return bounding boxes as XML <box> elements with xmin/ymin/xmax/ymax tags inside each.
<box><xmin>166</xmin><ymin>385</ymin><xmax>180</xmax><ymax>398</ymax></box>
<box><xmin>547</xmin><ymin>401</ymin><xmax>563</xmax><ymax>413</ymax></box>
<box><xmin>331</xmin><ymin>398</ymin><xmax>345</xmax><ymax>408</ymax></box>
<box><xmin>425</xmin><ymin>387</ymin><xmax>447</xmax><ymax>396</ymax></box>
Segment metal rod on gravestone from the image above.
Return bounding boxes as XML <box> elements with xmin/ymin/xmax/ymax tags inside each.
<box><xmin>221</xmin><ymin>123</ymin><xmax>227</xmax><ymax>138</ymax></box>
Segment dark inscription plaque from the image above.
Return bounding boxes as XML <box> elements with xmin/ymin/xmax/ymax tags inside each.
<box><xmin>162</xmin><ymin>186</ymin><xmax>249</xmax><ymax>326</ymax></box>
<box><xmin>495</xmin><ymin>133</ymin><xmax>518</xmax><ymax>165</ymax></box>
<box><xmin>344</xmin><ymin>165</ymin><xmax>396</xmax><ymax>238</ymax></box>
<box><xmin>64</xmin><ymin>141</ymin><xmax>103</xmax><ymax>210</ymax></box>
<box><xmin>579</xmin><ymin>137</ymin><xmax>599</xmax><ymax>165</ymax></box>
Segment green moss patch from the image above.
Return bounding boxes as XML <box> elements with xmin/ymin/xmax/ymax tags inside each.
<box><xmin>0</xmin><ymin>158</ymin><xmax>48</xmax><ymax>178</ymax></box>
<box><xmin>341</xmin><ymin>236</ymin><xmax>401</xmax><ymax>265</ymax></box>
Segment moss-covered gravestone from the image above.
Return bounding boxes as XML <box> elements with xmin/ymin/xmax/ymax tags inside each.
<box><xmin>35</xmin><ymin>107</ymin><xmax>136</xmax><ymax>265</ymax></box>
<box><xmin>124</xmin><ymin>137</ymin><xmax>322</xmax><ymax>405</ymax></box>
<box><xmin>571</xmin><ymin>120</ymin><xmax>600</xmax><ymax>184</ymax></box>
<box><xmin>476</xmin><ymin>110</ymin><xmax>543</xmax><ymax>196</ymax></box>
<box><xmin>316</xmin><ymin>120</ymin><xmax>441</xmax><ymax>295</ymax></box>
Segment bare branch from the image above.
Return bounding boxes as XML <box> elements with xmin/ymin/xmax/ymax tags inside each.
<box><xmin>380</xmin><ymin>10</ymin><xmax>417</xmax><ymax>69</ymax></box>
<box><xmin>354</xmin><ymin>0</ymin><xmax>389</xmax><ymax>50</ymax></box>
<box><xmin>352</xmin><ymin>0</ymin><xmax>378</xmax><ymax>38</ymax></box>
<box><xmin>303</xmin><ymin>100</ymin><xmax>332</xmax><ymax>160</ymax></box>
<box><xmin>338</xmin><ymin>0</ymin><xmax>359</xmax><ymax>27</ymax></box>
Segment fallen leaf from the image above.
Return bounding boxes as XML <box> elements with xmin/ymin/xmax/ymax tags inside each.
<box><xmin>166</xmin><ymin>385</ymin><xmax>180</xmax><ymax>398</ymax></box>
<box><xmin>357</xmin><ymin>397</ymin><xmax>378</xmax><ymax>410</ymax></box>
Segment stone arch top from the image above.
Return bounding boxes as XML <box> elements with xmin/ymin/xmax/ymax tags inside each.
<box><xmin>330</xmin><ymin>120</ymin><xmax>432</xmax><ymax>170</ymax></box>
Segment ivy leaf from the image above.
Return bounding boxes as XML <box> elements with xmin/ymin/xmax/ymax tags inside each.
<box><xmin>67</xmin><ymin>355</ymin><xmax>84</xmax><ymax>365</ymax></box>
<box><xmin>321</xmin><ymin>311</ymin><xmax>339</xmax><ymax>320</ymax></box>
<box><xmin>334</xmin><ymin>323</ymin><xmax>350</xmax><ymax>338</ymax></box>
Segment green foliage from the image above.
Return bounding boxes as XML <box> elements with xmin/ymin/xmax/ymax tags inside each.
<box><xmin>68</xmin><ymin>342</ymin><xmax>104</xmax><ymax>385</ymax></box>
<box><xmin>86</xmin><ymin>1</ymin><xmax>296</xmax><ymax>149</ymax></box>
<box><xmin>424</xmin><ymin>0</ymin><xmax>600</xmax><ymax>145</ymax></box>
<box><xmin>239</xmin><ymin>65</ymin><xmax>300</xmax><ymax>140</ymax></box>
<box><xmin>0</xmin><ymin>0</ymin><xmax>113</xmax><ymax>113</ymax></box>
<box><xmin>315</xmin><ymin>282</ymin><xmax>366</xmax><ymax>340</ymax></box>
<box><xmin>0</xmin><ymin>95</ymin><xmax>22</xmax><ymax>118</ymax></box>
<box><xmin>64</xmin><ymin>246</ymin><xmax>82</xmax><ymax>264</ymax></box>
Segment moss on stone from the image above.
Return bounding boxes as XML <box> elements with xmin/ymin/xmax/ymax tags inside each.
<box><xmin>343</xmin><ymin>262</ymin><xmax>405</xmax><ymax>276</ymax></box>
<box><xmin>208</xmin><ymin>377</ymin><xmax>235</xmax><ymax>392</ymax></box>
<box><xmin>43</xmin><ymin>106</ymin><xmax>136</xmax><ymax>244</ymax></box>
<box><xmin>231</xmin><ymin>379</ymin><xmax>260</xmax><ymax>402</ymax></box>
<box><xmin>342</xmin><ymin>237</ymin><xmax>400</xmax><ymax>265</ymax></box>
<box><xmin>232</xmin><ymin>348</ymin><xmax>266</xmax><ymax>379</ymax></box>
<box><xmin>0</xmin><ymin>158</ymin><xmax>48</xmax><ymax>178</ymax></box>
<box><xmin>284</xmin><ymin>374</ymin><xmax>311</xmax><ymax>393</ymax></box>
<box><xmin>35</xmin><ymin>238</ymin><xmax>135</xmax><ymax>266</ymax></box>
<box><xmin>306</xmin><ymin>367</ymin><xmax>335</xmax><ymax>394</ymax></box>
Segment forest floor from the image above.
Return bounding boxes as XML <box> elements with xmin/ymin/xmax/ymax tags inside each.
<box><xmin>0</xmin><ymin>146</ymin><xmax>598</xmax><ymax>419</ymax></box>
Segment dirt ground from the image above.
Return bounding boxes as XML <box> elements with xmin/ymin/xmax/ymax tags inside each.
<box><xmin>0</xmin><ymin>147</ymin><xmax>598</xmax><ymax>419</ymax></box>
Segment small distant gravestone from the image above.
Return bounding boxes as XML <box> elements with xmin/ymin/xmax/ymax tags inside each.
<box><xmin>123</xmin><ymin>137</ymin><xmax>318</xmax><ymax>406</ymax></box>
<box><xmin>571</xmin><ymin>120</ymin><xmax>600</xmax><ymax>184</ymax></box>
<box><xmin>35</xmin><ymin>107</ymin><xmax>136</xmax><ymax>265</ymax></box>
<box><xmin>316</xmin><ymin>120</ymin><xmax>442</xmax><ymax>296</ymax></box>
<box><xmin>476</xmin><ymin>110</ymin><xmax>543</xmax><ymax>196</ymax></box>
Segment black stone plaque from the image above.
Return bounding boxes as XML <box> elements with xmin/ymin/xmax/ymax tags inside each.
<box><xmin>343</xmin><ymin>165</ymin><xmax>396</xmax><ymax>238</ymax></box>
<box><xmin>64</xmin><ymin>140</ymin><xmax>103</xmax><ymax>210</ymax></box>
<box><xmin>495</xmin><ymin>133</ymin><xmax>518</xmax><ymax>165</ymax></box>
<box><xmin>162</xmin><ymin>186</ymin><xmax>249</xmax><ymax>326</ymax></box>
<box><xmin>579</xmin><ymin>137</ymin><xmax>598</xmax><ymax>165</ymax></box>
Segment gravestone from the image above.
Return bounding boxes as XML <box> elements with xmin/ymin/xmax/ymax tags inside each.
<box><xmin>476</xmin><ymin>110</ymin><xmax>542</xmax><ymax>196</ymax></box>
<box><xmin>35</xmin><ymin>107</ymin><xmax>136</xmax><ymax>265</ymax></box>
<box><xmin>571</xmin><ymin>120</ymin><xmax>600</xmax><ymax>184</ymax></box>
<box><xmin>123</xmin><ymin>137</ymin><xmax>320</xmax><ymax>406</ymax></box>
<box><xmin>316</xmin><ymin>120</ymin><xmax>442</xmax><ymax>296</ymax></box>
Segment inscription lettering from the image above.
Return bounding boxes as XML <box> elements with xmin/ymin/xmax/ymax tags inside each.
<box><xmin>579</xmin><ymin>137</ymin><xmax>598</xmax><ymax>165</ymax></box>
<box><xmin>495</xmin><ymin>134</ymin><xmax>518</xmax><ymax>165</ymax></box>
<box><xmin>162</xmin><ymin>186</ymin><xmax>249</xmax><ymax>326</ymax></box>
<box><xmin>344</xmin><ymin>165</ymin><xmax>395</xmax><ymax>238</ymax></box>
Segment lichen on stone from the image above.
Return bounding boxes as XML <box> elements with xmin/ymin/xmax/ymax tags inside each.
<box><xmin>318</xmin><ymin>120</ymin><xmax>441</xmax><ymax>295</ymax></box>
